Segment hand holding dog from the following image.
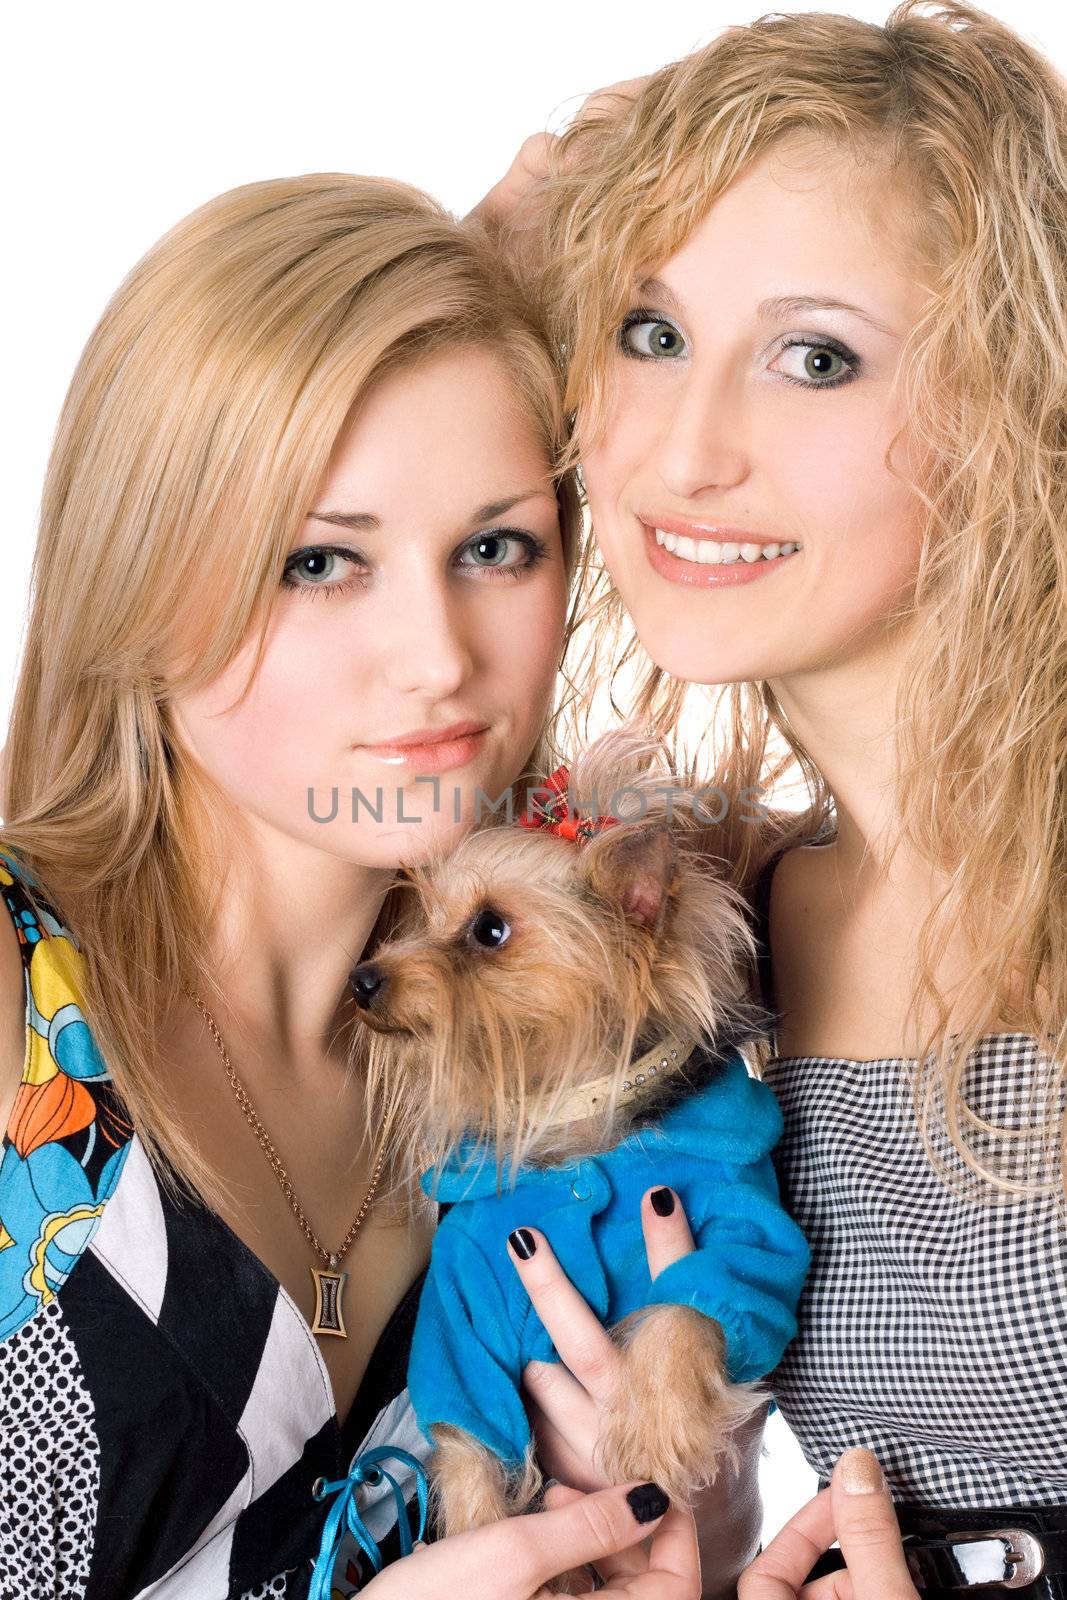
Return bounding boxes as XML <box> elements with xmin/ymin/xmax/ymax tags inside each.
<box><xmin>509</xmin><ymin>1184</ymin><xmax>700</xmax><ymax>1496</ymax></box>
<box><xmin>358</xmin><ymin>1189</ymin><xmax>702</xmax><ymax>1598</ymax></box>
<box><xmin>508</xmin><ymin>1183</ymin><xmax>774</xmax><ymax>1596</ymax></box>
<box><xmin>359</xmin><ymin>1478</ymin><xmax>697</xmax><ymax>1599</ymax></box>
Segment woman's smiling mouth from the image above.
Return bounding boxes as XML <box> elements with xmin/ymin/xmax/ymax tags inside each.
<box><xmin>639</xmin><ymin>518</ymin><xmax>802</xmax><ymax>587</ymax></box>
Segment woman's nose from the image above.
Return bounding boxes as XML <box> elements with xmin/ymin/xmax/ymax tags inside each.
<box><xmin>384</xmin><ymin>583</ymin><xmax>475</xmax><ymax>698</ymax></box>
<box><xmin>653</xmin><ymin>373</ymin><xmax>750</xmax><ymax>502</ymax></box>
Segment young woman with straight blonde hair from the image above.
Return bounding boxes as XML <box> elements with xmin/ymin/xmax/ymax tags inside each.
<box><xmin>477</xmin><ymin>1</ymin><xmax>1067</xmax><ymax>1595</ymax></box>
<box><xmin>0</xmin><ymin>172</ymin><xmax>737</xmax><ymax>1597</ymax></box>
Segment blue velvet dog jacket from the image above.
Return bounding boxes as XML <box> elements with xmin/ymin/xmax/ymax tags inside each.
<box><xmin>408</xmin><ymin>1045</ymin><xmax>811</xmax><ymax>1467</ymax></box>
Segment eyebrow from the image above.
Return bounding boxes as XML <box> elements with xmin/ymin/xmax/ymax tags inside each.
<box><xmin>757</xmin><ymin>293</ymin><xmax>896</xmax><ymax>337</ymax></box>
<box><xmin>636</xmin><ymin>278</ymin><xmax>897</xmax><ymax>337</ymax></box>
<box><xmin>306</xmin><ymin>489</ymin><xmax>554</xmax><ymax>533</ymax></box>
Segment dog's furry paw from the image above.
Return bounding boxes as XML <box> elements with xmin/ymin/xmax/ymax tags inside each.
<box><xmin>597</xmin><ymin>1304</ymin><xmax>767</xmax><ymax>1506</ymax></box>
<box><xmin>428</xmin><ymin>1422</ymin><xmax>543</xmax><ymax>1537</ymax></box>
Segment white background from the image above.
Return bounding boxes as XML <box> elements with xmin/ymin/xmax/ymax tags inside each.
<box><xmin>5</xmin><ymin>0</ymin><xmax>1064</xmax><ymax>1548</ymax></box>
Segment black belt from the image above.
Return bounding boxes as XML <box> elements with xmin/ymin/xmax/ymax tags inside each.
<box><xmin>803</xmin><ymin>1497</ymin><xmax>1067</xmax><ymax>1597</ymax></box>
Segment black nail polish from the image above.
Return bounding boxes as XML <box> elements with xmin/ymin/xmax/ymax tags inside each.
<box><xmin>650</xmin><ymin>1187</ymin><xmax>675</xmax><ymax>1217</ymax></box>
<box><xmin>626</xmin><ymin>1483</ymin><xmax>670</xmax><ymax>1524</ymax></box>
<box><xmin>508</xmin><ymin>1227</ymin><xmax>536</xmax><ymax>1259</ymax></box>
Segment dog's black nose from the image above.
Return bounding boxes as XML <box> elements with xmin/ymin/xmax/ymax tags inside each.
<box><xmin>349</xmin><ymin>961</ymin><xmax>386</xmax><ymax>1008</ymax></box>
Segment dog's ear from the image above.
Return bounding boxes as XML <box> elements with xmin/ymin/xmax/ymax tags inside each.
<box><xmin>581</xmin><ymin>822</ymin><xmax>678</xmax><ymax>933</ymax></box>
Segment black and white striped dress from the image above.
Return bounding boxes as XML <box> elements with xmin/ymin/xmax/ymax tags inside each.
<box><xmin>0</xmin><ymin>844</ymin><xmax>433</xmax><ymax>1598</ymax></box>
<box><xmin>751</xmin><ymin>839</ymin><xmax>1067</xmax><ymax>1510</ymax></box>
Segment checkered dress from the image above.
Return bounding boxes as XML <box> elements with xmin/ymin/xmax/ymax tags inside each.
<box><xmin>752</xmin><ymin>840</ymin><xmax>1067</xmax><ymax>1510</ymax></box>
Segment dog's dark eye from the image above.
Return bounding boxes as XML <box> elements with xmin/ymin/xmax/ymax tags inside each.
<box><xmin>468</xmin><ymin>908</ymin><xmax>511</xmax><ymax>949</ymax></box>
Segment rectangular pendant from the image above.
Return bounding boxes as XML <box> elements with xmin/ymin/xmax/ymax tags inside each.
<box><xmin>310</xmin><ymin>1266</ymin><xmax>348</xmax><ymax>1338</ymax></box>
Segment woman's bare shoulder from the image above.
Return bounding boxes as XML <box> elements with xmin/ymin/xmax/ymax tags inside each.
<box><xmin>0</xmin><ymin>893</ymin><xmax>26</xmax><ymax>1134</ymax></box>
<box><xmin>763</xmin><ymin>836</ymin><xmax>842</xmax><ymax>963</ymax></box>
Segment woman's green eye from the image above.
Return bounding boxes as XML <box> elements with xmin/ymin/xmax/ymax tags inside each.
<box><xmin>456</xmin><ymin>529</ymin><xmax>548</xmax><ymax>580</ymax></box>
<box><xmin>295</xmin><ymin>550</ymin><xmax>336</xmax><ymax>581</ymax></box>
<box><xmin>467</xmin><ymin>534</ymin><xmax>511</xmax><ymax>567</ymax></box>
<box><xmin>771</xmin><ymin>340</ymin><xmax>857</xmax><ymax>388</ymax></box>
<box><xmin>281</xmin><ymin>544</ymin><xmax>366</xmax><ymax>597</ymax></box>
<box><xmin>620</xmin><ymin>317</ymin><xmax>688</xmax><ymax>360</ymax></box>
<box><xmin>803</xmin><ymin>346</ymin><xmax>844</xmax><ymax>380</ymax></box>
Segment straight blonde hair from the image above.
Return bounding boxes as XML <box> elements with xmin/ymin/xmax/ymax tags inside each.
<box><xmin>538</xmin><ymin>1</ymin><xmax>1067</xmax><ymax>1205</ymax></box>
<box><xmin>1</xmin><ymin>173</ymin><xmax>584</xmax><ymax>1213</ymax></box>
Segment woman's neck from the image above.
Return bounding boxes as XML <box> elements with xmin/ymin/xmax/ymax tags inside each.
<box><xmin>767</xmin><ymin>621</ymin><xmax>920</xmax><ymax>886</ymax></box>
<box><xmin>200</xmin><ymin>818</ymin><xmax>396</xmax><ymax>1075</ymax></box>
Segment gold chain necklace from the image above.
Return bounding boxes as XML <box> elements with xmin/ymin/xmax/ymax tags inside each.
<box><xmin>183</xmin><ymin>984</ymin><xmax>386</xmax><ymax>1341</ymax></box>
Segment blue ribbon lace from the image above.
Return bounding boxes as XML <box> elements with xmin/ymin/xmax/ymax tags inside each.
<box><xmin>308</xmin><ymin>1445</ymin><xmax>430</xmax><ymax>1599</ymax></box>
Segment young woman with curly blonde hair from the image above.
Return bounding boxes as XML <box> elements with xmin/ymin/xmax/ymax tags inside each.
<box><xmin>479</xmin><ymin>2</ymin><xmax>1067</xmax><ymax>1595</ymax></box>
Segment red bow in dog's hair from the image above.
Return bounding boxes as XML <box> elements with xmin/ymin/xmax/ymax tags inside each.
<box><xmin>518</xmin><ymin>763</ymin><xmax>619</xmax><ymax>846</ymax></box>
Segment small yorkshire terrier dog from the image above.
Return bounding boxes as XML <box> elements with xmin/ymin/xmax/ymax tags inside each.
<box><xmin>349</xmin><ymin>725</ymin><xmax>810</xmax><ymax>1558</ymax></box>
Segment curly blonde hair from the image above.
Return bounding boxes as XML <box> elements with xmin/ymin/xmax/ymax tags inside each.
<box><xmin>541</xmin><ymin>2</ymin><xmax>1067</xmax><ymax>1206</ymax></box>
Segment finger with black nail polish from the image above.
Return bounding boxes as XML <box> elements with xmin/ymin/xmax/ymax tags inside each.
<box><xmin>508</xmin><ymin>1227</ymin><xmax>537</xmax><ymax>1259</ymax></box>
<box><xmin>626</xmin><ymin>1482</ymin><xmax>670</xmax><ymax>1523</ymax></box>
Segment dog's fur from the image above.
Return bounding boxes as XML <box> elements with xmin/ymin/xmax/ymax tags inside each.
<box><xmin>352</xmin><ymin>725</ymin><xmax>775</xmax><ymax>1560</ymax></box>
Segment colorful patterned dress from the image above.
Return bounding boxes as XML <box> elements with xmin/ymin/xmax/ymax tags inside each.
<box><xmin>0</xmin><ymin>845</ymin><xmax>433</xmax><ymax>1598</ymax></box>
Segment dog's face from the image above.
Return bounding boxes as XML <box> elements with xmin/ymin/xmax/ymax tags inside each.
<box><xmin>349</xmin><ymin>819</ymin><xmax>681</xmax><ymax>1114</ymax></box>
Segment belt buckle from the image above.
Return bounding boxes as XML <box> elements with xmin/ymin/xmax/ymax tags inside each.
<box><xmin>908</xmin><ymin>1528</ymin><xmax>1046</xmax><ymax>1590</ymax></box>
<box><xmin>982</xmin><ymin>1529</ymin><xmax>1046</xmax><ymax>1590</ymax></box>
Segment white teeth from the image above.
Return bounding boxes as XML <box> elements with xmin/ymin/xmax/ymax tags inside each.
<box><xmin>654</xmin><ymin>528</ymin><xmax>801</xmax><ymax>565</ymax></box>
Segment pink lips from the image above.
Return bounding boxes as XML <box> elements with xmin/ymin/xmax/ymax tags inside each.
<box><xmin>639</xmin><ymin>519</ymin><xmax>800</xmax><ymax>589</ymax></box>
<box><xmin>360</xmin><ymin>721</ymin><xmax>490</xmax><ymax>771</ymax></box>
